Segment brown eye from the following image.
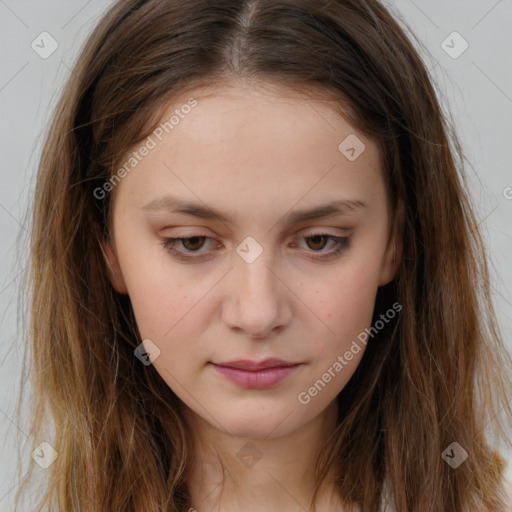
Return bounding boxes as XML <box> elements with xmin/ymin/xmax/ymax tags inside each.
<box><xmin>305</xmin><ymin>234</ymin><xmax>330</xmax><ymax>251</ymax></box>
<box><xmin>161</xmin><ymin>235</ymin><xmax>218</xmax><ymax>261</ymax></box>
<box><xmin>180</xmin><ymin>236</ymin><xmax>207</xmax><ymax>251</ymax></box>
<box><xmin>295</xmin><ymin>233</ymin><xmax>350</xmax><ymax>260</ymax></box>
<box><xmin>161</xmin><ymin>232</ymin><xmax>349</xmax><ymax>262</ymax></box>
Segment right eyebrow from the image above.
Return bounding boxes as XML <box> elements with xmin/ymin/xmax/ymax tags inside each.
<box><xmin>141</xmin><ymin>194</ymin><xmax>368</xmax><ymax>227</ymax></box>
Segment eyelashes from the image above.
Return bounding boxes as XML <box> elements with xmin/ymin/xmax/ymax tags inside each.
<box><xmin>160</xmin><ymin>233</ymin><xmax>350</xmax><ymax>262</ymax></box>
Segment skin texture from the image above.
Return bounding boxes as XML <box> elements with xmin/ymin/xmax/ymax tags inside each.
<box><xmin>104</xmin><ymin>80</ymin><xmax>403</xmax><ymax>511</ymax></box>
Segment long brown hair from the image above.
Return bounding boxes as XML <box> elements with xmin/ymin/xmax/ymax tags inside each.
<box><xmin>14</xmin><ymin>0</ymin><xmax>512</xmax><ymax>510</ymax></box>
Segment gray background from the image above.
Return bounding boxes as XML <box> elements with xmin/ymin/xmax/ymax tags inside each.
<box><xmin>1</xmin><ymin>0</ymin><xmax>511</xmax><ymax>508</ymax></box>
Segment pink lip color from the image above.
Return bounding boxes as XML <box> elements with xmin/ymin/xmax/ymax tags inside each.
<box><xmin>211</xmin><ymin>359</ymin><xmax>301</xmax><ymax>389</ymax></box>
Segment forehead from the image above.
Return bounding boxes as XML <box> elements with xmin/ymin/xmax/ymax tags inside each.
<box><xmin>111</xmin><ymin>80</ymin><xmax>386</xmax><ymax>228</ymax></box>
<box><xmin>160</xmin><ymin>79</ymin><xmax>363</xmax><ymax>145</ymax></box>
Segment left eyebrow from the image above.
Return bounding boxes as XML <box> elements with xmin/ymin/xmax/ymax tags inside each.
<box><xmin>141</xmin><ymin>193</ymin><xmax>368</xmax><ymax>227</ymax></box>
<box><xmin>280</xmin><ymin>199</ymin><xmax>368</xmax><ymax>226</ymax></box>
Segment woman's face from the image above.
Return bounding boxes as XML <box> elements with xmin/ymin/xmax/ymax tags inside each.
<box><xmin>104</xmin><ymin>81</ymin><xmax>401</xmax><ymax>439</ymax></box>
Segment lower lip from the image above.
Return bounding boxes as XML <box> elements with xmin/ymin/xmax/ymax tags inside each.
<box><xmin>211</xmin><ymin>364</ymin><xmax>300</xmax><ymax>389</ymax></box>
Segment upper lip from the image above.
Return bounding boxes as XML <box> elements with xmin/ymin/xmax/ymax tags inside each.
<box><xmin>212</xmin><ymin>358</ymin><xmax>300</xmax><ymax>371</ymax></box>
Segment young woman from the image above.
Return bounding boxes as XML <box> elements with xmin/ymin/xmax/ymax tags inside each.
<box><xmin>15</xmin><ymin>0</ymin><xmax>512</xmax><ymax>510</ymax></box>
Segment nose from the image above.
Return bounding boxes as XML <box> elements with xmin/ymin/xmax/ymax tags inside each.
<box><xmin>221</xmin><ymin>251</ymin><xmax>292</xmax><ymax>340</ymax></box>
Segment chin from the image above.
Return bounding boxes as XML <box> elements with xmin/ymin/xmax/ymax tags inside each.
<box><xmin>228</xmin><ymin>423</ymin><xmax>287</xmax><ymax>440</ymax></box>
<box><xmin>218</xmin><ymin>407</ymin><xmax>299</xmax><ymax>440</ymax></box>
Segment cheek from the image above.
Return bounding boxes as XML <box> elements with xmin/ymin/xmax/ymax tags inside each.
<box><xmin>296</xmin><ymin>273</ymin><xmax>377</xmax><ymax>408</ymax></box>
<box><xmin>298</xmin><ymin>261</ymin><xmax>380</xmax><ymax>374</ymax></box>
<box><xmin>127</xmin><ymin>274</ymin><xmax>207</xmax><ymax>341</ymax></box>
<box><xmin>309</xmin><ymin>261</ymin><xmax>379</xmax><ymax>326</ymax></box>
<box><xmin>114</xmin><ymin>233</ymin><xmax>210</xmax><ymax>338</ymax></box>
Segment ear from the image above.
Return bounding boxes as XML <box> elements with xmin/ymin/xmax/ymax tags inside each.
<box><xmin>102</xmin><ymin>236</ymin><xmax>129</xmax><ymax>295</ymax></box>
<box><xmin>378</xmin><ymin>200</ymin><xmax>404</xmax><ymax>287</ymax></box>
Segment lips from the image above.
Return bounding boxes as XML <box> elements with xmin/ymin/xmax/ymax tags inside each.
<box><xmin>213</xmin><ymin>358</ymin><xmax>299</xmax><ymax>371</ymax></box>
<box><xmin>210</xmin><ymin>358</ymin><xmax>302</xmax><ymax>389</ymax></box>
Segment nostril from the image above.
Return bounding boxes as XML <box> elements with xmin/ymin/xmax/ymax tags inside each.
<box><xmin>249</xmin><ymin>333</ymin><xmax>266</xmax><ymax>339</ymax></box>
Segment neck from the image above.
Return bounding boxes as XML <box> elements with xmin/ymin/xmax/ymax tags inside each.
<box><xmin>184</xmin><ymin>400</ymin><xmax>346</xmax><ymax>512</ymax></box>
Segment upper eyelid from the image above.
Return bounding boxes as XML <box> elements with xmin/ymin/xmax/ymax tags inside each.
<box><xmin>167</xmin><ymin>231</ymin><xmax>348</xmax><ymax>245</ymax></box>
<box><xmin>164</xmin><ymin>232</ymin><xmax>349</xmax><ymax>252</ymax></box>
<box><xmin>162</xmin><ymin>225</ymin><xmax>351</xmax><ymax>237</ymax></box>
